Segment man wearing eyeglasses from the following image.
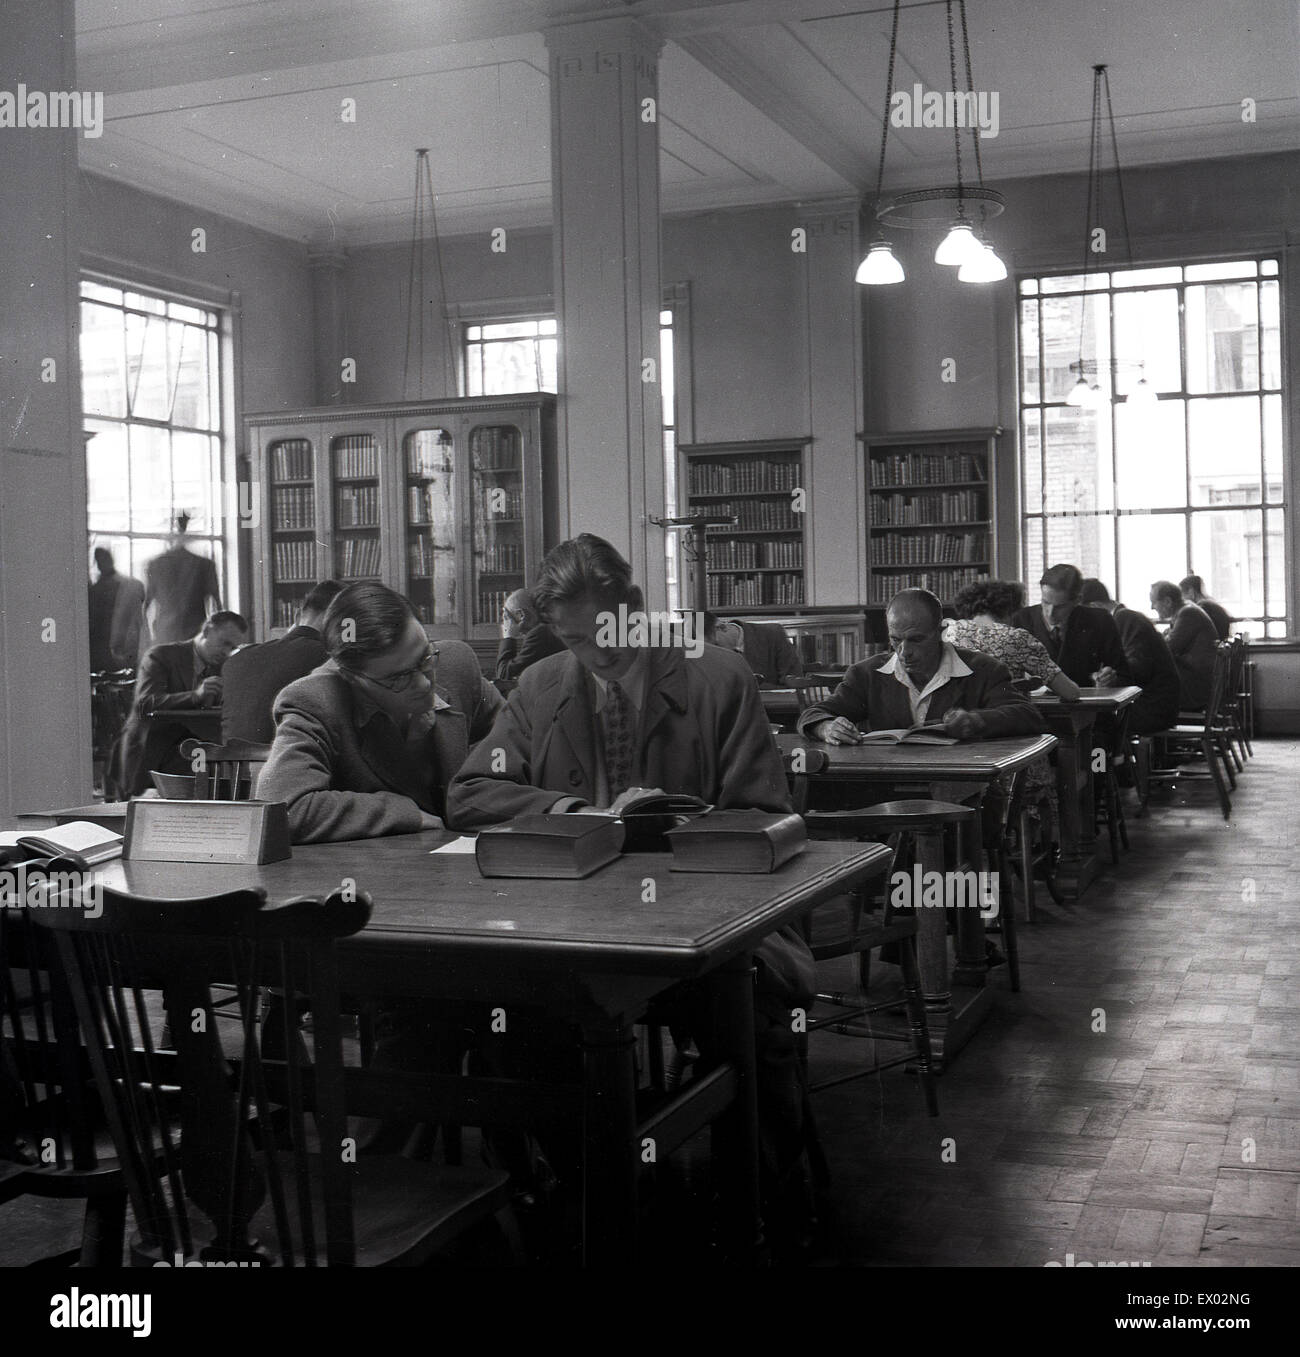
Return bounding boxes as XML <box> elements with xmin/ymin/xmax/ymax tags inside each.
<box><xmin>258</xmin><ymin>581</ymin><xmax>502</xmax><ymax>842</ymax></box>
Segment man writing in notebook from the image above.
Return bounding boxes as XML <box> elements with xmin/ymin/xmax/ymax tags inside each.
<box><xmin>798</xmin><ymin>588</ymin><xmax>1045</xmax><ymax>745</ymax></box>
<box><xmin>1011</xmin><ymin>561</ymin><xmax>1129</xmax><ymax>688</ymax></box>
<box><xmin>447</xmin><ymin>533</ymin><xmax>815</xmax><ymax>1249</ymax></box>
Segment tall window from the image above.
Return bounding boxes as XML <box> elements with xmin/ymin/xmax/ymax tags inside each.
<box><xmin>80</xmin><ymin>278</ymin><xmax>227</xmax><ymax>592</ymax></box>
<box><xmin>1019</xmin><ymin>259</ymin><xmax>1285</xmax><ymax>636</ymax></box>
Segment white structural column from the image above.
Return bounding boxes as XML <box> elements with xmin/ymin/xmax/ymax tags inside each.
<box><xmin>0</xmin><ymin>1</ymin><xmax>93</xmax><ymax>817</ymax></box>
<box><xmin>545</xmin><ymin>17</ymin><xmax>665</xmax><ymax>601</ymax></box>
<box><xmin>797</xmin><ymin>199</ymin><xmax>865</xmax><ymax>604</ymax></box>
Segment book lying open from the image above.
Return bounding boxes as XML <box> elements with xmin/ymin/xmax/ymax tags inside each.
<box><xmin>857</xmin><ymin>723</ymin><xmax>958</xmax><ymax>745</ymax></box>
<box><xmin>0</xmin><ymin>821</ymin><xmax>125</xmax><ymax>868</ymax></box>
<box><xmin>665</xmin><ymin>810</ymin><xmax>807</xmax><ymax>874</ymax></box>
<box><xmin>475</xmin><ymin>814</ymin><xmax>626</xmax><ymax>879</ymax></box>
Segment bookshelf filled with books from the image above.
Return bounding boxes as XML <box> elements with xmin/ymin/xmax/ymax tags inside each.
<box><xmin>863</xmin><ymin>429</ymin><xmax>1000</xmax><ymax>608</ymax></box>
<box><xmin>246</xmin><ymin>396</ymin><xmax>556</xmax><ymax>641</ymax></box>
<box><xmin>679</xmin><ymin>438</ymin><xmax>810</xmax><ymax>612</ymax></box>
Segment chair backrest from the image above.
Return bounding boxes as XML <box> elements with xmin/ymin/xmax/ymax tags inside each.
<box><xmin>32</xmin><ymin>879</ymin><xmax>372</xmax><ymax>1266</ymax></box>
<box><xmin>177</xmin><ymin>739</ymin><xmax>273</xmax><ymax>800</ymax></box>
<box><xmin>1201</xmin><ymin>644</ymin><xmax>1231</xmax><ymax>734</ymax></box>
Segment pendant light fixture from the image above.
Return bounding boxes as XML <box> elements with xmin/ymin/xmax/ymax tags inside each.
<box><xmin>403</xmin><ymin>147</ymin><xmax>452</xmax><ymax>404</ymax></box>
<box><xmin>856</xmin><ymin>0</ymin><xmax>1006</xmax><ymax>286</ymax></box>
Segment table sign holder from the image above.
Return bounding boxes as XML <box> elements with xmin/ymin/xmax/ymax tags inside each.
<box><xmin>123</xmin><ymin>799</ymin><xmax>292</xmax><ymax>864</ymax></box>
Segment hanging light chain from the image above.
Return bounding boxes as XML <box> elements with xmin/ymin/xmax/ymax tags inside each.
<box><xmin>945</xmin><ymin>1</ymin><xmax>965</xmax><ymax>207</ymax></box>
<box><xmin>872</xmin><ymin>0</ymin><xmax>903</xmax><ymax>207</ymax></box>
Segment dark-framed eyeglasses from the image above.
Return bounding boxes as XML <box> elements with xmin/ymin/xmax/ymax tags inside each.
<box><xmin>350</xmin><ymin>646</ymin><xmax>436</xmax><ymax>693</ymax></box>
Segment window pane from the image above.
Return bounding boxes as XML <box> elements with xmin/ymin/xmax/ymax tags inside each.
<box><xmin>1023</xmin><ymin>516</ymin><xmax>1043</xmax><ymax>584</ymax></box>
<box><xmin>538</xmin><ymin>337</ymin><xmax>557</xmax><ymax>392</ymax></box>
<box><xmin>1019</xmin><ymin>300</ymin><xmax>1041</xmax><ymax>403</ymax></box>
<box><xmin>1266</xmin><ymin>507</ymin><xmax>1285</xmax><ymax>624</ymax></box>
<box><xmin>167</xmin><ymin>301</ymin><xmax>210</xmax><ymax>324</ymax></box>
<box><xmin>1044</xmin><ymin>406</ymin><xmax>1113</xmax><ymax>514</ymax></box>
<box><xmin>1263</xmin><ymin>395</ymin><xmax>1283</xmax><ymax>502</ymax></box>
<box><xmin>82</xmin><ymin>280</ymin><xmax>122</xmax><ymax>305</ymax></box>
<box><xmin>1039</xmin><ymin>294</ymin><xmax>1107</xmax><ymax>402</ymax></box>
<box><xmin>1040</xmin><ymin>273</ymin><xmax>1109</xmax><ymax>293</ymax></box>
<box><xmin>1117</xmin><ymin>514</ymin><xmax>1185</xmax><ymax>614</ymax></box>
<box><xmin>1021</xmin><ymin>410</ymin><xmax>1042</xmax><ymax>515</ymax></box>
<box><xmin>1261</xmin><ymin>259</ymin><xmax>1278</xmax><ymax>277</ymax></box>
<box><xmin>80</xmin><ymin>302</ymin><xmax>127</xmax><ymax>418</ymax></box>
<box><xmin>125</xmin><ymin>312</ymin><xmax>170</xmax><ymax>420</ymax></box>
<box><xmin>170</xmin><ymin>321</ymin><xmax>211</xmax><ymax>429</ymax></box>
<box><xmin>1113</xmin><ymin>266</ymin><xmax>1182</xmax><ymax>288</ymax></box>
<box><xmin>1260</xmin><ymin>282</ymin><xmax>1280</xmax><ymax>388</ymax></box>
<box><xmin>1187</xmin><ymin>396</ymin><xmax>1260</xmax><ymax>506</ymax></box>
<box><xmin>129</xmin><ymin>426</ymin><xmax>173</xmax><ymax>533</ymax></box>
<box><xmin>1113</xmin><ymin>289</ymin><xmax>1180</xmax><ymax>393</ymax></box>
<box><xmin>540</xmin><ymin>318</ymin><xmax>558</xmax><ymax>335</ymax></box>
<box><xmin>1189</xmin><ymin>509</ymin><xmax>1262</xmax><ymax>620</ymax></box>
<box><xmin>481</xmin><ymin>321</ymin><xmax>538</xmax><ymax>339</ymax></box>
<box><xmin>171</xmin><ymin>431</ymin><xmax>216</xmax><ymax>534</ymax></box>
<box><xmin>1045</xmin><ymin>514</ymin><xmax>1107</xmax><ymax>581</ymax></box>
<box><xmin>85</xmin><ymin>422</ymin><xmax>129</xmax><ymax>532</ymax></box>
<box><xmin>124</xmin><ymin>290</ymin><xmax>166</xmax><ymax>315</ymax></box>
<box><xmin>659</xmin><ymin>323</ymin><xmax>675</xmax><ymax>426</ymax></box>
<box><xmin>1019</xmin><ymin>278</ymin><xmax>1038</xmax><ymax>295</ymax></box>
<box><xmin>1185</xmin><ymin>283</ymin><xmax>1260</xmax><ymax>393</ymax></box>
<box><xmin>1116</xmin><ymin>401</ymin><xmax>1185</xmax><ymax>509</ymax></box>
<box><xmin>1185</xmin><ymin>261</ymin><xmax>1256</xmax><ymax>281</ymax></box>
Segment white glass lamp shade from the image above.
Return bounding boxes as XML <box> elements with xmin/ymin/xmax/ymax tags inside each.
<box><xmin>957</xmin><ymin>241</ymin><xmax>1008</xmax><ymax>282</ymax></box>
<box><xmin>855</xmin><ymin>239</ymin><xmax>905</xmax><ymax>285</ymax></box>
<box><xmin>1065</xmin><ymin>377</ymin><xmax>1092</xmax><ymax>407</ymax></box>
<box><xmin>934</xmin><ymin>219</ymin><xmax>983</xmax><ymax>266</ymax></box>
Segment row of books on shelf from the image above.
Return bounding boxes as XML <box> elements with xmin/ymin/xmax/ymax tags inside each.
<box><xmin>470</xmin><ymin>427</ymin><xmax>521</xmax><ymax>470</ymax></box>
<box><xmin>333</xmin><ymin>435</ymin><xmax>380</xmax><ymax>479</ymax></box>
<box><xmin>475</xmin><ymin>589</ymin><xmax>514</xmax><ymax>626</ymax></box>
<box><xmin>708</xmin><ymin>540</ymin><xmax>804</xmax><ymax>570</ymax></box>
<box><xmin>698</xmin><ymin>500</ymin><xmax>801</xmax><ymax>531</ymax></box>
<box><xmin>407</xmin><ymin>534</ymin><xmax>447</xmax><ymax>578</ymax></box>
<box><xmin>870</xmin><ymin>488</ymin><xmax>986</xmax><ymax>525</ymax></box>
<box><xmin>687</xmin><ymin>458</ymin><xmax>800</xmax><ymax>495</ymax></box>
<box><xmin>272</xmin><ymin>596</ymin><xmax>307</xmax><ymax>630</ymax></box>
<box><xmin>795</xmin><ymin>633</ymin><xmax>858</xmax><ymax>667</ymax></box>
<box><xmin>337</xmin><ymin>485</ymin><xmax>379</xmax><ymax>527</ymax></box>
<box><xmin>337</xmin><ymin>537</ymin><xmax>383</xmax><ymax>578</ymax></box>
<box><xmin>407</xmin><ymin>485</ymin><xmax>455</xmax><ymax>526</ymax></box>
<box><xmin>480</xmin><ymin>543</ymin><xmax>522</xmax><ymax>573</ymax></box>
<box><xmin>869</xmin><ymin>450</ymin><xmax>987</xmax><ymax>486</ymax></box>
<box><xmin>870</xmin><ymin>566</ymin><xmax>987</xmax><ymax>601</ymax></box>
<box><xmin>270</xmin><ymin>439</ymin><xmax>313</xmax><ymax>482</ymax></box>
<box><xmin>869</xmin><ymin>531</ymin><xmax>987</xmax><ymax>565</ymax></box>
<box><xmin>272</xmin><ymin>540</ymin><xmax>317</xmax><ymax>581</ymax></box>
<box><xmin>707</xmin><ymin>574</ymin><xmax>804</xmax><ymax>608</ymax></box>
<box><xmin>480</xmin><ymin>488</ymin><xmax>524</xmax><ymax>519</ymax></box>
<box><xmin>272</xmin><ymin>486</ymin><xmax>315</xmax><ymax>530</ymax></box>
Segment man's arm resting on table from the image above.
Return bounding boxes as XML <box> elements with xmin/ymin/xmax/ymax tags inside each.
<box><xmin>257</xmin><ymin>710</ymin><xmax>431</xmax><ymax>843</ymax></box>
<box><xmin>135</xmin><ymin>651</ymin><xmax>203</xmax><ymax>711</ymax></box>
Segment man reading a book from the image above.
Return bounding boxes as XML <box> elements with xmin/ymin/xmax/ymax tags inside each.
<box><xmin>799</xmin><ymin>588</ymin><xmax>1045</xmax><ymax>745</ymax></box>
<box><xmin>447</xmin><ymin>533</ymin><xmax>816</xmax><ymax>1249</ymax></box>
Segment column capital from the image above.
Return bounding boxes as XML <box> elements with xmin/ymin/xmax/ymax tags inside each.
<box><xmin>543</xmin><ymin>14</ymin><xmax>664</xmax><ymax>79</ymax></box>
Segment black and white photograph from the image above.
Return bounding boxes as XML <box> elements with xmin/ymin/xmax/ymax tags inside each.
<box><xmin>0</xmin><ymin>0</ymin><xmax>1295</xmax><ymax>1326</ymax></box>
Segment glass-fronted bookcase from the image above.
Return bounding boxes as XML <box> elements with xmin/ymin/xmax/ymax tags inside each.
<box><xmin>246</xmin><ymin>395</ymin><xmax>556</xmax><ymax>641</ymax></box>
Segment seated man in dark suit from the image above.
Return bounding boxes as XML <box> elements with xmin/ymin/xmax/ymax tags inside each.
<box><xmin>221</xmin><ymin>579</ymin><xmax>343</xmax><ymax>743</ymax></box>
<box><xmin>1011</xmin><ymin>562</ymin><xmax>1130</xmax><ymax>688</ymax></box>
<box><xmin>494</xmin><ymin>587</ymin><xmax>565</xmax><ymax>681</ymax></box>
<box><xmin>1179</xmin><ymin>574</ymin><xmax>1232</xmax><ymax>640</ymax></box>
<box><xmin>798</xmin><ymin>588</ymin><xmax>1045</xmax><ymax>745</ymax></box>
<box><xmin>448</xmin><ymin>534</ymin><xmax>814</xmax><ymax>1241</ymax></box>
<box><xmin>107</xmin><ymin>610</ymin><xmax>249</xmax><ymax>796</ymax></box>
<box><xmin>1151</xmin><ymin>579</ymin><xmax>1218</xmax><ymax>711</ymax></box>
<box><xmin>257</xmin><ymin>582</ymin><xmax>502</xmax><ymax>842</ymax></box>
<box><xmin>704</xmin><ymin>613</ymin><xmax>804</xmax><ymax>685</ymax></box>
<box><xmin>1081</xmin><ymin>579</ymin><xmax>1180</xmax><ymax>734</ymax></box>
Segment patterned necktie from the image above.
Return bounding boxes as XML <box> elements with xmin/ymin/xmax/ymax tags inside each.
<box><xmin>603</xmin><ymin>680</ymin><xmax>636</xmax><ymax>798</ymax></box>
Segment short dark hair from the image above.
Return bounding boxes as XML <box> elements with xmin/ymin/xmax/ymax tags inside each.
<box><xmin>1080</xmin><ymin>578</ymin><xmax>1112</xmax><ymax>605</ymax></box>
<box><xmin>1151</xmin><ymin>579</ymin><xmax>1184</xmax><ymax>610</ymax></box>
<box><xmin>1041</xmin><ymin>563</ymin><xmax>1084</xmax><ymax>600</ymax></box>
<box><xmin>301</xmin><ymin>579</ymin><xmax>343</xmax><ymax>616</ymax></box>
<box><xmin>532</xmin><ymin>534</ymin><xmax>638</xmax><ymax>618</ymax></box>
<box><xmin>1179</xmin><ymin>574</ymin><xmax>1204</xmax><ymax>595</ymax></box>
<box><xmin>93</xmin><ymin>546</ymin><xmax>114</xmax><ymax>572</ymax></box>
<box><xmin>203</xmin><ymin>610</ymin><xmax>248</xmax><ymax>635</ymax></box>
<box><xmin>952</xmin><ymin>579</ymin><xmax>1022</xmax><ymax>622</ymax></box>
<box><xmin>322</xmin><ymin>583</ymin><xmax>416</xmax><ymax>668</ymax></box>
<box><xmin>886</xmin><ymin>588</ymin><xmax>943</xmax><ymax>628</ymax></box>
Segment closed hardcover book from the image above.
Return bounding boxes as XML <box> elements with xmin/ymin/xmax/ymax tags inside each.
<box><xmin>475</xmin><ymin>814</ymin><xmax>626</xmax><ymax>879</ymax></box>
<box><xmin>665</xmin><ymin>810</ymin><xmax>807</xmax><ymax>874</ymax></box>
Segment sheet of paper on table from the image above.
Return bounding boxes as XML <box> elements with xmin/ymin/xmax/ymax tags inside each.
<box><xmin>430</xmin><ymin>836</ymin><xmax>479</xmax><ymax>854</ymax></box>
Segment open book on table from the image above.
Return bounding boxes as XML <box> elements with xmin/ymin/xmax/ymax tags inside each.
<box><xmin>0</xmin><ymin>820</ymin><xmax>125</xmax><ymax>868</ymax></box>
<box><xmin>857</xmin><ymin>723</ymin><xmax>958</xmax><ymax>746</ymax></box>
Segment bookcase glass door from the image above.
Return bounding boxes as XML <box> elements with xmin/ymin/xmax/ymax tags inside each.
<box><xmin>402</xmin><ymin>427</ymin><xmax>457</xmax><ymax>627</ymax></box>
<box><xmin>330</xmin><ymin>431</ymin><xmax>382</xmax><ymax>582</ymax></box>
<box><xmin>267</xmin><ymin>436</ymin><xmax>317</xmax><ymax>630</ymax></box>
<box><xmin>468</xmin><ymin>422</ymin><xmax>525</xmax><ymax>633</ymax></box>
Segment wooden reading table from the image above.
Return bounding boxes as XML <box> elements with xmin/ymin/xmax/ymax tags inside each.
<box><xmin>775</xmin><ymin>731</ymin><xmax>1057</xmax><ymax>1066</ymax></box>
<box><xmin>1030</xmin><ymin>687</ymin><xmax>1141</xmax><ymax>898</ymax></box>
<box><xmin>89</xmin><ymin>831</ymin><xmax>891</xmax><ymax>1263</ymax></box>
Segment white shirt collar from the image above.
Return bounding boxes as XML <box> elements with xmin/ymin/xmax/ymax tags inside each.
<box><xmin>879</xmin><ymin>642</ymin><xmax>972</xmax><ymax>701</ymax></box>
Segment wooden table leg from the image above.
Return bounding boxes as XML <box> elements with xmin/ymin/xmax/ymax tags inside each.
<box><xmin>1051</xmin><ymin>711</ymin><xmax>1099</xmax><ymax>898</ymax></box>
<box><xmin>579</xmin><ymin>1013</ymin><xmax>639</xmax><ymax>1264</ymax></box>
<box><xmin>705</xmin><ymin>953</ymin><xmax>764</xmax><ymax>1264</ymax></box>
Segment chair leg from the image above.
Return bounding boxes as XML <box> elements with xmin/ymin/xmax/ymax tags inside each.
<box><xmin>1017</xmin><ymin>807</ymin><xmax>1036</xmax><ymax>923</ymax></box>
<box><xmin>1205</xmin><ymin>736</ymin><xmax>1232</xmax><ymax>820</ymax></box>
<box><xmin>996</xmin><ymin>853</ymin><xmax>1020</xmax><ymax>994</ymax></box>
<box><xmin>1134</xmin><ymin>737</ymin><xmax>1152</xmax><ymax>817</ymax></box>
<box><xmin>897</xmin><ymin>935</ymin><xmax>938</xmax><ymax>1116</ymax></box>
<box><xmin>79</xmin><ymin>1190</ymin><xmax>127</xmax><ymax>1267</ymax></box>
